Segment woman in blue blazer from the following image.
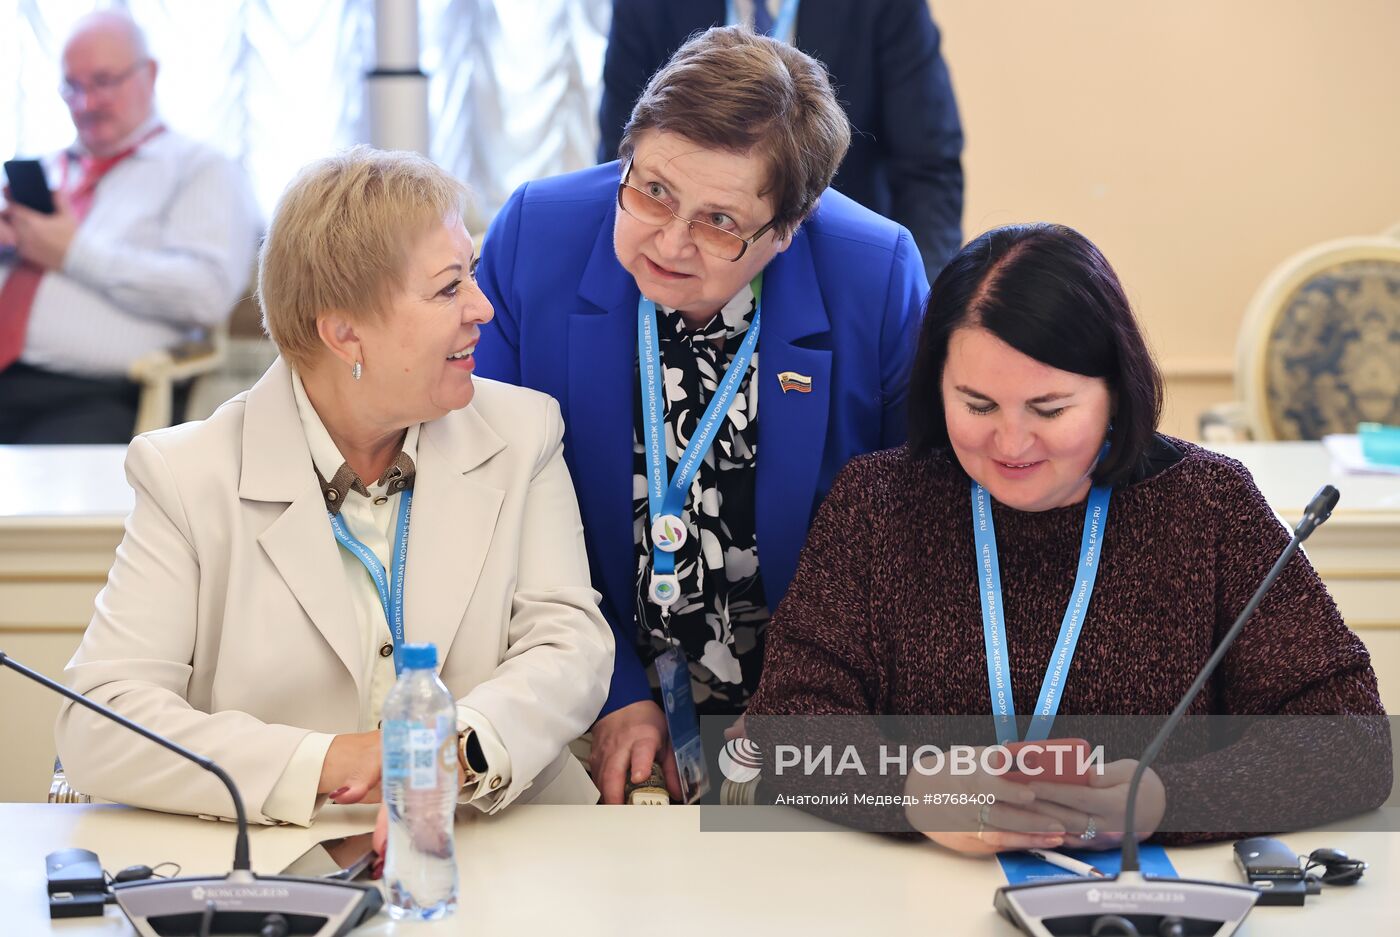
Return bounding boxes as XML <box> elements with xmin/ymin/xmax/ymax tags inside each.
<box><xmin>476</xmin><ymin>26</ymin><xmax>928</xmax><ymax>803</ymax></box>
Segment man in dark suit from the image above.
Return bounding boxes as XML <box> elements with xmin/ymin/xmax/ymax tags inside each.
<box><xmin>598</xmin><ymin>0</ymin><xmax>964</xmax><ymax>284</ymax></box>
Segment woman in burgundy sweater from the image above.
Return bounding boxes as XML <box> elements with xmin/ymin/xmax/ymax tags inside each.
<box><xmin>746</xmin><ymin>223</ymin><xmax>1390</xmax><ymax>854</ymax></box>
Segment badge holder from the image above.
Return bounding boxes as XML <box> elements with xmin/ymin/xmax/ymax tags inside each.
<box><xmin>653</xmin><ymin>641</ymin><xmax>711</xmax><ymax>805</ymax></box>
<box><xmin>651</xmin><ymin>514</ymin><xmax>687</xmax><ymax>553</ymax></box>
<box><xmin>637</xmin><ymin>275</ymin><xmax>760</xmax><ymax>808</ymax></box>
<box><xmin>647</xmin><ymin>524</ymin><xmax>706</xmax><ymax>802</ymax></box>
<box><xmin>649</xmin><ymin>572</ymin><xmax>681</xmax><ymax>608</ymax></box>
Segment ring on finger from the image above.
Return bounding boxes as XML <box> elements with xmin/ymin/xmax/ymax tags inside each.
<box><xmin>978</xmin><ymin>803</ymin><xmax>992</xmax><ymax>826</ymax></box>
<box><xmin>1079</xmin><ymin>815</ymin><xmax>1098</xmax><ymax>841</ymax></box>
<box><xmin>976</xmin><ymin>819</ymin><xmax>986</xmax><ymax>842</ymax></box>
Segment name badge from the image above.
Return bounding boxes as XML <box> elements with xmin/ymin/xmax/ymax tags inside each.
<box><xmin>654</xmin><ymin>647</ymin><xmax>711</xmax><ymax>804</ymax></box>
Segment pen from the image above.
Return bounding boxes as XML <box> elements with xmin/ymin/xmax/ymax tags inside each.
<box><xmin>1027</xmin><ymin>849</ymin><xmax>1107</xmax><ymax>878</ymax></box>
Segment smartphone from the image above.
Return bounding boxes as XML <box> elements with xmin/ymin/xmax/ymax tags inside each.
<box><xmin>1234</xmin><ymin>837</ymin><xmax>1310</xmax><ymax>905</ymax></box>
<box><xmin>45</xmin><ymin>848</ymin><xmax>108</xmax><ymax>919</ymax></box>
<box><xmin>1002</xmin><ymin>738</ymin><xmax>1093</xmax><ymax>785</ymax></box>
<box><xmin>3</xmin><ymin>159</ymin><xmax>56</xmax><ymax>214</ymax></box>
<box><xmin>280</xmin><ymin>832</ymin><xmax>376</xmax><ymax>881</ymax></box>
<box><xmin>1233</xmin><ymin>836</ymin><xmax>1303</xmax><ymax>881</ymax></box>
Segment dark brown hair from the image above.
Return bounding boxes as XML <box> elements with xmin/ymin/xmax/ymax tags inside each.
<box><xmin>908</xmin><ymin>223</ymin><xmax>1165</xmax><ymax>485</ymax></box>
<box><xmin>617</xmin><ymin>25</ymin><xmax>850</xmax><ymax>236</ymax></box>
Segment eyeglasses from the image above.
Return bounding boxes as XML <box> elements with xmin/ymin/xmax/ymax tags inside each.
<box><xmin>60</xmin><ymin>60</ymin><xmax>148</xmax><ymax>102</ymax></box>
<box><xmin>617</xmin><ymin>164</ymin><xmax>778</xmax><ymax>262</ymax></box>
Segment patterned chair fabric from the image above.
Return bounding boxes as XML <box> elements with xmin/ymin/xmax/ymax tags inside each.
<box><xmin>1242</xmin><ymin>239</ymin><xmax>1400</xmax><ymax>441</ymax></box>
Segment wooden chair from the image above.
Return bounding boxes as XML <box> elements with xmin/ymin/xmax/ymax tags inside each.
<box><xmin>127</xmin><ymin>321</ymin><xmax>229</xmax><ymax>435</ymax></box>
<box><xmin>128</xmin><ymin>263</ymin><xmax>264</xmax><ymax>435</ymax></box>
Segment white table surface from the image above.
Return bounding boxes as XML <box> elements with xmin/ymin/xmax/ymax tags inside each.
<box><xmin>1210</xmin><ymin>443</ymin><xmax>1400</xmax><ymax>516</ymax></box>
<box><xmin>0</xmin><ymin>445</ymin><xmax>132</xmax><ymax>523</ymax></box>
<box><xmin>2</xmin><ymin>441</ymin><xmax>1393</xmax><ymax>524</ymax></box>
<box><xmin>0</xmin><ymin>803</ymin><xmax>1394</xmax><ymax>936</ymax></box>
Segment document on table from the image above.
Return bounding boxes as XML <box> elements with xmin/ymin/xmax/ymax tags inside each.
<box><xmin>998</xmin><ymin>844</ymin><xmax>1178</xmax><ymax>884</ymax></box>
<box><xmin>1322</xmin><ymin>434</ymin><xmax>1400</xmax><ymax>475</ymax></box>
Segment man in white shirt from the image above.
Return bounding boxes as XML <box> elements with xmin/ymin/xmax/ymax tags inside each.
<box><xmin>0</xmin><ymin>10</ymin><xmax>260</xmax><ymax>443</ymax></box>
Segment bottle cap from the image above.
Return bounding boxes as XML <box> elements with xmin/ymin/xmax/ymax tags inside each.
<box><xmin>400</xmin><ymin>643</ymin><xmax>436</xmax><ymax>670</ymax></box>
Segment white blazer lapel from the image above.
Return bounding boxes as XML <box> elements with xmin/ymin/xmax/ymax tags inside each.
<box><xmin>239</xmin><ymin>358</ymin><xmax>366</xmax><ymax>695</ymax></box>
<box><xmin>404</xmin><ymin>404</ymin><xmax>507</xmax><ymax>664</ymax></box>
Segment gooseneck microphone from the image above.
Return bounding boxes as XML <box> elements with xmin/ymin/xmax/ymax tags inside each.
<box><xmin>994</xmin><ymin>484</ymin><xmax>1341</xmax><ymax>937</ymax></box>
<box><xmin>0</xmin><ymin>652</ymin><xmax>252</xmax><ymax>873</ymax></box>
<box><xmin>1119</xmin><ymin>483</ymin><xmax>1339</xmax><ymax>875</ymax></box>
<box><xmin>0</xmin><ymin>652</ymin><xmax>382</xmax><ymax>937</ymax></box>
<box><xmin>1292</xmin><ymin>483</ymin><xmax>1340</xmax><ymax>539</ymax></box>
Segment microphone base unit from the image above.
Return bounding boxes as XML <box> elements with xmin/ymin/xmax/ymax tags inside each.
<box><xmin>112</xmin><ymin>869</ymin><xmax>382</xmax><ymax>937</ymax></box>
<box><xmin>993</xmin><ymin>870</ymin><xmax>1260</xmax><ymax>936</ymax></box>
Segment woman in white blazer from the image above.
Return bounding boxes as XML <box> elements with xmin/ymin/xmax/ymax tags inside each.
<box><xmin>55</xmin><ymin>147</ymin><xmax>614</xmax><ymax>827</ymax></box>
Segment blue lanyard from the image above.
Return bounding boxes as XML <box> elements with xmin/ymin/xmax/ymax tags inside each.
<box><xmin>639</xmin><ymin>276</ymin><xmax>762</xmax><ymax>606</ymax></box>
<box><xmin>328</xmin><ymin>487</ymin><xmax>413</xmax><ymax>675</ymax></box>
<box><xmin>726</xmin><ymin>0</ymin><xmax>800</xmax><ymax>40</ymax></box>
<box><xmin>972</xmin><ymin>480</ymin><xmax>1111</xmax><ymax>743</ymax></box>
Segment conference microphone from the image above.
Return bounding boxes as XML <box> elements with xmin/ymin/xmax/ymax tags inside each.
<box><xmin>0</xmin><ymin>652</ymin><xmax>382</xmax><ymax>937</ymax></box>
<box><xmin>993</xmin><ymin>484</ymin><xmax>1341</xmax><ymax>937</ymax></box>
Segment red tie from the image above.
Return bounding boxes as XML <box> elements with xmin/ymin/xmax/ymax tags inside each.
<box><xmin>0</xmin><ymin>125</ymin><xmax>164</xmax><ymax>371</ymax></box>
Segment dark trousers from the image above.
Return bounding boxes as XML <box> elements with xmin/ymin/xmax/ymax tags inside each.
<box><xmin>0</xmin><ymin>362</ymin><xmax>143</xmax><ymax>444</ymax></box>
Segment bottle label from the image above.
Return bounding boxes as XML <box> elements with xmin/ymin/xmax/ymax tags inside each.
<box><xmin>409</xmin><ymin>726</ymin><xmax>440</xmax><ymax>790</ymax></box>
<box><xmin>383</xmin><ymin>716</ymin><xmax>455</xmax><ymax>789</ymax></box>
<box><xmin>383</xmin><ymin>720</ymin><xmax>410</xmax><ymax>782</ymax></box>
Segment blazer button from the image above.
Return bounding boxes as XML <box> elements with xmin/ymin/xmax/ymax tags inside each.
<box><xmin>489</xmin><ymin>777</ymin><xmax>502</xmax><ymax>790</ymax></box>
<box><xmin>379</xmin><ymin>643</ymin><xmax>393</xmax><ymax>658</ymax></box>
<box><xmin>373</xmin><ymin>496</ymin><xmax>388</xmax><ymax>505</ymax></box>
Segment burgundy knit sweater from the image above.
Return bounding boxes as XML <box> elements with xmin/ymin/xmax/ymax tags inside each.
<box><xmin>747</xmin><ymin>439</ymin><xmax>1391</xmax><ymax>842</ymax></box>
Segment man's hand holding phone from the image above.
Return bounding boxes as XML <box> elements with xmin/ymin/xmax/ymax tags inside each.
<box><xmin>5</xmin><ymin>190</ymin><xmax>77</xmax><ymax>271</ymax></box>
<box><xmin>2</xmin><ymin>160</ymin><xmax>75</xmax><ymax>270</ymax></box>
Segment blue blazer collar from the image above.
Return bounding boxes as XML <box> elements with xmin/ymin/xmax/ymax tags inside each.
<box><xmin>761</xmin><ymin>224</ymin><xmax>829</xmax><ymax>342</ymax></box>
<box><xmin>751</xmin><ymin>224</ymin><xmax>833</xmax><ymax>604</ymax></box>
<box><xmin>578</xmin><ymin>175</ymin><xmax>637</xmax><ymax>316</ymax></box>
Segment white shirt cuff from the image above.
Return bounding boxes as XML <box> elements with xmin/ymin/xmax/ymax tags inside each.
<box><xmin>261</xmin><ymin>731</ymin><xmax>335</xmax><ymax>826</ymax></box>
<box><xmin>456</xmin><ymin>705</ymin><xmax>512</xmax><ymax>810</ymax></box>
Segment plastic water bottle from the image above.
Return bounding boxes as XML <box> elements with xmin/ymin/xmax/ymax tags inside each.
<box><xmin>381</xmin><ymin>642</ymin><xmax>459</xmax><ymax>920</ymax></box>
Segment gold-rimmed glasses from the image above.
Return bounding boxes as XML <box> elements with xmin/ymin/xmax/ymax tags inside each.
<box><xmin>617</xmin><ymin>163</ymin><xmax>778</xmax><ymax>262</ymax></box>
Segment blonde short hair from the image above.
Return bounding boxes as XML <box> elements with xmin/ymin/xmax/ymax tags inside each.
<box><xmin>259</xmin><ymin>146</ymin><xmax>467</xmax><ymax>370</ymax></box>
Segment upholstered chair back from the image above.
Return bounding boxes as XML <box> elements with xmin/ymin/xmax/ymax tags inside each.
<box><xmin>1238</xmin><ymin>237</ymin><xmax>1400</xmax><ymax>440</ymax></box>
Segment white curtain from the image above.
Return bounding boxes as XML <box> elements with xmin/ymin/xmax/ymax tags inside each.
<box><xmin>421</xmin><ymin>0</ymin><xmax>610</xmax><ymax>232</ymax></box>
<box><xmin>1</xmin><ymin>0</ymin><xmax>377</xmax><ymax>219</ymax></box>
<box><xmin>1</xmin><ymin>0</ymin><xmax>610</xmax><ymax>229</ymax></box>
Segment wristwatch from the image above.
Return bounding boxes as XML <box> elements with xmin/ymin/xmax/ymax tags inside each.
<box><xmin>456</xmin><ymin>727</ymin><xmax>490</xmax><ymax>790</ymax></box>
